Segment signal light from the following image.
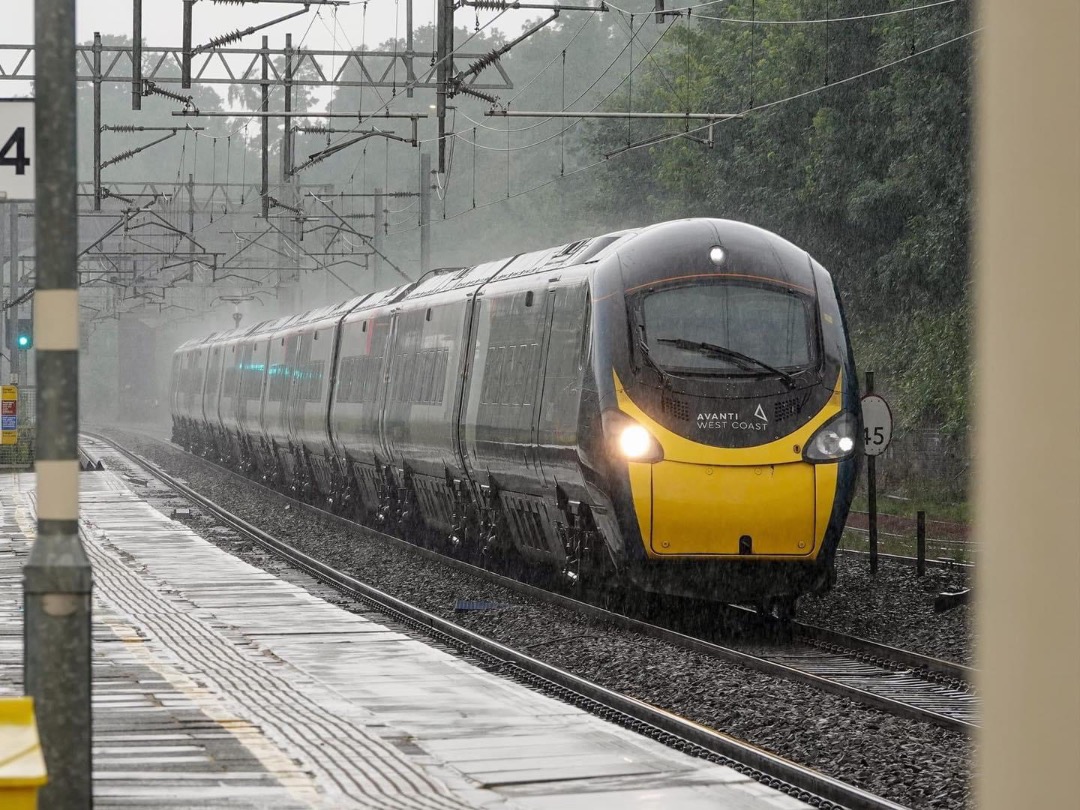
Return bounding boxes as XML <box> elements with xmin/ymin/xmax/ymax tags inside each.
<box><xmin>16</xmin><ymin>319</ymin><xmax>32</xmax><ymax>350</ymax></box>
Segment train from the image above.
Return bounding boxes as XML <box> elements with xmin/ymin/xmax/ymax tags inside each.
<box><xmin>171</xmin><ymin>218</ymin><xmax>861</xmax><ymax>616</ymax></box>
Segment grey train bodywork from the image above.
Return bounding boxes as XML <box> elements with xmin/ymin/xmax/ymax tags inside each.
<box><xmin>172</xmin><ymin>219</ymin><xmax>861</xmax><ymax>606</ymax></box>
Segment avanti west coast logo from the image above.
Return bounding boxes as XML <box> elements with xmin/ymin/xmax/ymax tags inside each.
<box><xmin>697</xmin><ymin>404</ymin><xmax>769</xmax><ymax>431</ymax></box>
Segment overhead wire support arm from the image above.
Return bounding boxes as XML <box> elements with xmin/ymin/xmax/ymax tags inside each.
<box><xmin>453</xmin><ymin>12</ymin><xmax>560</xmax><ymax>89</ymax></box>
<box><xmin>267</xmin><ymin>196</ymin><xmax>305</xmax><ymax>216</ymax></box>
<box><xmin>191</xmin><ymin>6</ymin><xmax>312</xmax><ymax>54</ymax></box>
<box><xmin>100</xmin><ymin>131</ymin><xmax>180</xmax><ymax>169</ymax></box>
<box><xmin>460</xmin><ymin>1</ymin><xmax>607</xmax><ymax>11</ymax></box>
<box><xmin>142</xmin><ymin>80</ymin><xmax>199</xmax><ymax>112</ymax></box>
<box><xmin>170</xmin><ymin>110</ymin><xmax>428</xmax><ymax>119</ymax></box>
<box><xmin>291</xmin><ymin>130</ymin><xmax>417</xmax><ymax>176</ymax></box>
<box><xmin>210</xmin><ymin>0</ymin><xmax>347</xmax><ymax>4</ymax></box>
<box><xmin>485</xmin><ymin>110</ymin><xmax>741</xmax><ymax>119</ymax></box>
<box><xmin>102</xmin><ymin>124</ymin><xmax>206</xmax><ymax>133</ymax></box>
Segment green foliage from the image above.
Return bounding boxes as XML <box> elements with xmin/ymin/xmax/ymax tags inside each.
<box><xmin>852</xmin><ymin>301</ymin><xmax>972</xmax><ymax>437</ymax></box>
<box><xmin>576</xmin><ymin>0</ymin><xmax>974</xmax><ymax>434</ymax></box>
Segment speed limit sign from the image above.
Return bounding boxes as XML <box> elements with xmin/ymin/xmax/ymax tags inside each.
<box><xmin>0</xmin><ymin>99</ymin><xmax>34</xmax><ymax>201</ymax></box>
<box><xmin>861</xmin><ymin>394</ymin><xmax>893</xmax><ymax>456</ymax></box>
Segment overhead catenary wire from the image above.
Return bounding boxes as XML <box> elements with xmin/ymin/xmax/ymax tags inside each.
<box><xmin>440</xmin><ymin>15</ymin><xmax>682</xmax><ymax>154</ymax></box>
<box><xmin>456</xmin><ymin>14</ymin><xmax>671</xmax><ymax>136</ymax></box>
<box><xmin>607</xmin><ymin>0</ymin><xmax>960</xmax><ymax>24</ymax></box>
<box><xmin>386</xmin><ymin>27</ymin><xmax>978</xmax><ymax>236</ymax></box>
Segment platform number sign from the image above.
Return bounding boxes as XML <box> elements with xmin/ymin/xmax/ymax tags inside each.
<box><xmin>0</xmin><ymin>100</ymin><xmax>35</xmax><ymax>201</ymax></box>
<box><xmin>1</xmin><ymin>386</ymin><xmax>17</xmax><ymax>446</ymax></box>
<box><xmin>861</xmin><ymin>394</ymin><xmax>893</xmax><ymax>457</ymax></box>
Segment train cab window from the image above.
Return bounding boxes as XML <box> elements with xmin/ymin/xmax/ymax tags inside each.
<box><xmin>637</xmin><ymin>282</ymin><xmax>813</xmax><ymax>375</ymax></box>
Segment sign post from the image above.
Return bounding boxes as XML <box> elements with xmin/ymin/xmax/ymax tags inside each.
<box><xmin>1</xmin><ymin>385</ymin><xmax>16</xmax><ymax>445</ymax></box>
<box><xmin>861</xmin><ymin>376</ymin><xmax>893</xmax><ymax>577</ymax></box>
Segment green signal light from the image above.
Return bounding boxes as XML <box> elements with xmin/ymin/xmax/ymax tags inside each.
<box><xmin>15</xmin><ymin>319</ymin><xmax>32</xmax><ymax>350</ymax></box>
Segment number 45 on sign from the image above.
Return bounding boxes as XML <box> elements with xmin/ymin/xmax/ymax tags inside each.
<box><xmin>0</xmin><ymin>99</ymin><xmax>35</xmax><ymax>201</ymax></box>
<box><xmin>861</xmin><ymin>394</ymin><xmax>893</xmax><ymax>456</ymax></box>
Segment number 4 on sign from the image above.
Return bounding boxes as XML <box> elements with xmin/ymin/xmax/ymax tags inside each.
<box><xmin>0</xmin><ymin>127</ymin><xmax>30</xmax><ymax>175</ymax></box>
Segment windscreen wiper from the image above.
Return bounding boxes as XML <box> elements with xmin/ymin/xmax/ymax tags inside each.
<box><xmin>656</xmin><ymin>337</ymin><xmax>797</xmax><ymax>388</ymax></box>
<box><xmin>637</xmin><ymin>339</ymin><xmax>676</xmax><ymax>385</ymax></box>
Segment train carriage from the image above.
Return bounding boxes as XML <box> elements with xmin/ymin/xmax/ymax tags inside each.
<box><xmin>172</xmin><ymin>218</ymin><xmax>860</xmax><ymax>612</ymax></box>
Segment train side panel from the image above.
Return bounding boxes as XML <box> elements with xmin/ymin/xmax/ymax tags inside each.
<box><xmin>381</xmin><ymin>297</ymin><xmax>469</xmax><ymax>532</ymax></box>
<box><xmin>324</xmin><ymin>287</ymin><xmax>406</xmax><ymax>513</ymax></box>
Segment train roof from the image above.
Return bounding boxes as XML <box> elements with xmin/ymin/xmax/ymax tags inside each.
<box><xmin>172</xmin><ymin>219</ymin><xmax>822</xmax><ymax>357</ymax></box>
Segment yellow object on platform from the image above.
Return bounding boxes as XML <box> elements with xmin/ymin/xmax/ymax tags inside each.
<box><xmin>0</xmin><ymin>697</ymin><xmax>48</xmax><ymax>810</ymax></box>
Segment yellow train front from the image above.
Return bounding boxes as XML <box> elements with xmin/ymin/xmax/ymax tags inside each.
<box><xmin>587</xmin><ymin>219</ymin><xmax>861</xmax><ymax>612</ymax></box>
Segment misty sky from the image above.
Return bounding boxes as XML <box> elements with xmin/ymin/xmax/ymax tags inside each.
<box><xmin>2</xmin><ymin>1</ymin><xmax>630</xmax><ymax>105</ymax></box>
<box><xmin>3</xmin><ymin>1</ymin><xmax>526</xmax><ymax>51</ymax></box>
<box><xmin>1</xmin><ymin>0</ymin><xmax>562</xmax><ymax>106</ymax></box>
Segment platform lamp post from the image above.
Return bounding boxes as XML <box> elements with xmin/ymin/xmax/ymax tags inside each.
<box><xmin>23</xmin><ymin>0</ymin><xmax>93</xmax><ymax>807</ymax></box>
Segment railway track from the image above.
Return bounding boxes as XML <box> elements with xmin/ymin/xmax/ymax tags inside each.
<box><xmin>83</xmin><ymin>432</ymin><xmax>978</xmax><ymax>734</ymax></box>
<box><xmin>79</xmin><ymin>438</ymin><xmax>976</xmax><ymax>810</ymax></box>
<box><xmin>838</xmin><ymin>545</ymin><xmax>974</xmax><ymax>571</ymax></box>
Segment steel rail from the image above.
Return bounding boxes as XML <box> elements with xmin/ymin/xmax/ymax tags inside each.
<box><xmin>85</xmin><ymin>432</ymin><xmax>910</xmax><ymax>810</ymax></box>
<box><xmin>85</xmin><ymin>431</ymin><xmax>976</xmax><ymax>727</ymax></box>
<box><xmin>838</xmin><ymin>546</ymin><xmax>974</xmax><ymax>571</ymax></box>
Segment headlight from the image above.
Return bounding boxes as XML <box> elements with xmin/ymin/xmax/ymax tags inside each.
<box><xmin>803</xmin><ymin>411</ymin><xmax>859</xmax><ymax>463</ymax></box>
<box><xmin>602</xmin><ymin>410</ymin><xmax>664</xmax><ymax>463</ymax></box>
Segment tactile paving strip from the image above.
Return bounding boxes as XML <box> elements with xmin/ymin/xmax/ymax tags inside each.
<box><xmin>76</xmin><ymin>484</ymin><xmax>474</xmax><ymax>810</ymax></box>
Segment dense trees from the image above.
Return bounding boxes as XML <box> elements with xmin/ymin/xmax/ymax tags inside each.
<box><xmin>573</xmin><ymin>0</ymin><xmax>973</xmax><ymax>436</ymax></box>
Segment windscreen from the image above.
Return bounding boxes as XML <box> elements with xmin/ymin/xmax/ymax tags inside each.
<box><xmin>639</xmin><ymin>282</ymin><xmax>813</xmax><ymax>373</ymax></box>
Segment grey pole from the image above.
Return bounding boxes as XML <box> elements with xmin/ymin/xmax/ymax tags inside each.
<box><xmin>261</xmin><ymin>35</ymin><xmax>270</xmax><ymax>221</ymax></box>
<box><xmin>9</xmin><ymin>202</ymin><xmax>19</xmax><ymax>382</ymax></box>
<box><xmin>93</xmin><ymin>33</ymin><xmax>102</xmax><ymax>212</ymax></box>
<box><xmin>866</xmin><ymin>370</ymin><xmax>879</xmax><ymax>577</ymax></box>
<box><xmin>419</xmin><ymin>152</ymin><xmax>431</xmax><ymax>275</ymax></box>
<box><xmin>283</xmin><ymin>34</ymin><xmax>293</xmax><ymax>180</ymax></box>
<box><xmin>24</xmin><ymin>2</ymin><xmax>93</xmax><ymax>810</ymax></box>
<box><xmin>132</xmin><ymin>0</ymin><xmax>143</xmax><ymax>110</ymax></box>
<box><xmin>181</xmin><ymin>0</ymin><xmax>193</xmax><ymax>89</ymax></box>
<box><xmin>373</xmin><ymin>187</ymin><xmax>384</xmax><ymax>287</ymax></box>
<box><xmin>406</xmin><ymin>0</ymin><xmax>415</xmax><ymax>97</ymax></box>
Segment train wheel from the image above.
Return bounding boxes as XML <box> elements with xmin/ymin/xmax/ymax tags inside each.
<box><xmin>757</xmin><ymin>596</ymin><xmax>798</xmax><ymax>624</ymax></box>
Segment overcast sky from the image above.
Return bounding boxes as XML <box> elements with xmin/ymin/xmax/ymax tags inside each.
<box><xmin>2</xmin><ymin>1</ymin><xmax>560</xmax><ymax>103</ymax></box>
<box><xmin>3</xmin><ymin>1</ymin><xmax>540</xmax><ymax>55</ymax></box>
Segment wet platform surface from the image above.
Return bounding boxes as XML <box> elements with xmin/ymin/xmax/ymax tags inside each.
<box><xmin>0</xmin><ymin>469</ymin><xmax>809</xmax><ymax>809</ymax></box>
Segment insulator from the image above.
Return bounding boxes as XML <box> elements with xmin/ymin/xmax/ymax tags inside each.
<box><xmin>102</xmin><ymin>147</ymin><xmax>142</xmax><ymax>168</ymax></box>
<box><xmin>142</xmin><ymin>81</ymin><xmax>198</xmax><ymax>112</ymax></box>
<box><xmin>270</xmin><ymin>197</ymin><xmax>304</xmax><ymax>216</ymax></box>
<box><xmin>455</xmin><ymin>84</ymin><xmax>499</xmax><ymax>106</ymax></box>
<box><xmin>471</xmin><ymin>0</ymin><xmax>509</xmax><ymax>9</ymax></box>
<box><xmin>200</xmin><ymin>28</ymin><xmax>248</xmax><ymax>52</ymax></box>
<box><xmin>104</xmin><ymin>125</ymin><xmax>141</xmax><ymax>133</ymax></box>
<box><xmin>101</xmin><ymin>188</ymin><xmax>136</xmax><ymax>205</ymax></box>
<box><xmin>465</xmin><ymin>50</ymin><xmax>502</xmax><ymax>77</ymax></box>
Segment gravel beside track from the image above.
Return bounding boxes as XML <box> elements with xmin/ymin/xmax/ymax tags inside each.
<box><xmin>799</xmin><ymin>558</ymin><xmax>973</xmax><ymax>666</ymax></box>
<box><xmin>98</xmin><ymin>427</ymin><xmax>971</xmax><ymax>809</ymax></box>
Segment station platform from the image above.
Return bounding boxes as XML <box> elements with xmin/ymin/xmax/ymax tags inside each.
<box><xmin>0</xmin><ymin>468</ymin><xmax>810</xmax><ymax>809</ymax></box>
